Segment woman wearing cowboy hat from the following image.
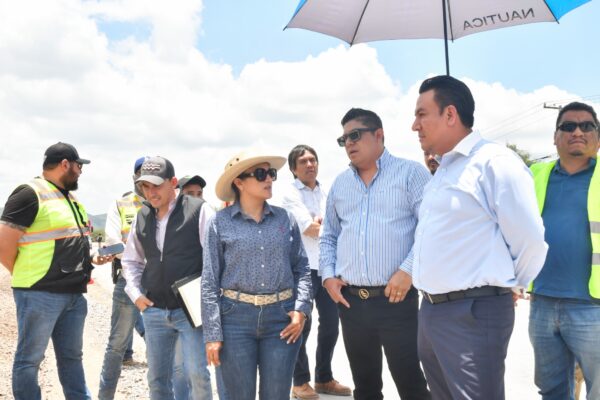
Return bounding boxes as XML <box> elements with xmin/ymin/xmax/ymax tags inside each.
<box><xmin>201</xmin><ymin>150</ymin><xmax>312</xmax><ymax>399</ymax></box>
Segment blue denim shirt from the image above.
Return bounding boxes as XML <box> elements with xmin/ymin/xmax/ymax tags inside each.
<box><xmin>201</xmin><ymin>202</ymin><xmax>311</xmax><ymax>342</ymax></box>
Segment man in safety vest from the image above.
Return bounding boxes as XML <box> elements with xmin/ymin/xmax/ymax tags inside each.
<box><xmin>0</xmin><ymin>142</ymin><xmax>111</xmax><ymax>400</ymax></box>
<box><xmin>98</xmin><ymin>157</ymin><xmax>147</xmax><ymax>400</ymax></box>
<box><xmin>529</xmin><ymin>101</ymin><xmax>600</xmax><ymax>399</ymax></box>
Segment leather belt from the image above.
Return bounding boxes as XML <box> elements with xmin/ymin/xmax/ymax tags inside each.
<box><xmin>422</xmin><ymin>286</ymin><xmax>512</xmax><ymax>305</ymax></box>
<box><xmin>346</xmin><ymin>286</ymin><xmax>386</xmax><ymax>300</ymax></box>
<box><xmin>222</xmin><ymin>288</ymin><xmax>293</xmax><ymax>306</ymax></box>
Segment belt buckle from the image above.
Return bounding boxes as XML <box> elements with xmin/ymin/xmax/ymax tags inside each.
<box><xmin>254</xmin><ymin>295</ymin><xmax>262</xmax><ymax>306</ymax></box>
<box><xmin>358</xmin><ymin>288</ymin><xmax>370</xmax><ymax>300</ymax></box>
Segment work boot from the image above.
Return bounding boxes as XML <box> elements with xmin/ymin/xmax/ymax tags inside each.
<box><xmin>315</xmin><ymin>380</ymin><xmax>352</xmax><ymax>396</ymax></box>
<box><xmin>292</xmin><ymin>383</ymin><xmax>319</xmax><ymax>399</ymax></box>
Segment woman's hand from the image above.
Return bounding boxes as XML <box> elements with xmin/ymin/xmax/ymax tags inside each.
<box><xmin>206</xmin><ymin>341</ymin><xmax>223</xmax><ymax>366</ymax></box>
<box><xmin>280</xmin><ymin>311</ymin><xmax>306</xmax><ymax>344</ymax></box>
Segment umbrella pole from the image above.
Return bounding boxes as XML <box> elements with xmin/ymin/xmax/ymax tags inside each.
<box><xmin>442</xmin><ymin>0</ymin><xmax>450</xmax><ymax>75</ymax></box>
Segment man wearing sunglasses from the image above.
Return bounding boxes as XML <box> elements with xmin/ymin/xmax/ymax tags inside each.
<box><xmin>320</xmin><ymin>108</ymin><xmax>431</xmax><ymax>399</ymax></box>
<box><xmin>0</xmin><ymin>142</ymin><xmax>112</xmax><ymax>399</ymax></box>
<box><xmin>528</xmin><ymin>101</ymin><xmax>600</xmax><ymax>399</ymax></box>
<box><xmin>410</xmin><ymin>75</ymin><xmax>547</xmax><ymax>400</ymax></box>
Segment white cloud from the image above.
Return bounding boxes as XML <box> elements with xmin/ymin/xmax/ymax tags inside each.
<box><xmin>0</xmin><ymin>0</ymin><xmax>594</xmax><ymax>214</ymax></box>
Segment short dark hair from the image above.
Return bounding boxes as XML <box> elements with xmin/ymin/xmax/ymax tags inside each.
<box><xmin>341</xmin><ymin>108</ymin><xmax>383</xmax><ymax>130</ymax></box>
<box><xmin>288</xmin><ymin>145</ymin><xmax>318</xmax><ymax>178</ymax></box>
<box><xmin>556</xmin><ymin>101</ymin><xmax>599</xmax><ymax>129</ymax></box>
<box><xmin>419</xmin><ymin>75</ymin><xmax>475</xmax><ymax>128</ymax></box>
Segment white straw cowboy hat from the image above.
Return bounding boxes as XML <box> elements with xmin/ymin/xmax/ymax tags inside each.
<box><xmin>215</xmin><ymin>150</ymin><xmax>286</xmax><ymax>202</ymax></box>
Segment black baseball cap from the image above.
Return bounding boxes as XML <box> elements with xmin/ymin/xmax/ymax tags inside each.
<box><xmin>178</xmin><ymin>175</ymin><xmax>206</xmax><ymax>189</ymax></box>
<box><xmin>136</xmin><ymin>156</ymin><xmax>175</xmax><ymax>185</ymax></box>
<box><xmin>43</xmin><ymin>142</ymin><xmax>90</xmax><ymax>166</ymax></box>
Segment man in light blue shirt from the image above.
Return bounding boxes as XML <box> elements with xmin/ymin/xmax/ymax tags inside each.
<box><xmin>320</xmin><ymin>108</ymin><xmax>431</xmax><ymax>400</ymax></box>
<box><xmin>409</xmin><ymin>75</ymin><xmax>548</xmax><ymax>400</ymax></box>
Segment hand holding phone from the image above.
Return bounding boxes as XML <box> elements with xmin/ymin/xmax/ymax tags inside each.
<box><xmin>98</xmin><ymin>243</ymin><xmax>125</xmax><ymax>257</ymax></box>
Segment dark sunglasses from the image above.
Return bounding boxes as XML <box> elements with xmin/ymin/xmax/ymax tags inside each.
<box><xmin>557</xmin><ymin>121</ymin><xmax>598</xmax><ymax>133</ymax></box>
<box><xmin>238</xmin><ymin>167</ymin><xmax>278</xmax><ymax>182</ymax></box>
<box><xmin>337</xmin><ymin>128</ymin><xmax>374</xmax><ymax>147</ymax></box>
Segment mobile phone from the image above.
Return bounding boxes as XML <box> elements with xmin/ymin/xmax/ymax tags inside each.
<box><xmin>98</xmin><ymin>243</ymin><xmax>125</xmax><ymax>257</ymax></box>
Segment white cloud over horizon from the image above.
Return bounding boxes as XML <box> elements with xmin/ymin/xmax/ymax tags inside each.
<box><xmin>0</xmin><ymin>0</ymin><xmax>595</xmax><ymax>214</ymax></box>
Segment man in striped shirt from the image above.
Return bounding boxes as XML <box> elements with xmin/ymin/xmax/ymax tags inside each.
<box><xmin>320</xmin><ymin>108</ymin><xmax>431</xmax><ymax>400</ymax></box>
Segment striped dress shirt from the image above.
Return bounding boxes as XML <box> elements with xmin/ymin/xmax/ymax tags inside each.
<box><xmin>319</xmin><ymin>148</ymin><xmax>431</xmax><ymax>286</ymax></box>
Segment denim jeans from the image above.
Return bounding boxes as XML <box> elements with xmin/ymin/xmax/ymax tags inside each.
<box><xmin>98</xmin><ymin>275</ymin><xmax>144</xmax><ymax>399</ymax></box>
<box><xmin>294</xmin><ymin>269</ymin><xmax>340</xmax><ymax>386</ymax></box>
<box><xmin>124</xmin><ymin>314</ymin><xmax>145</xmax><ymax>360</ymax></box>
<box><xmin>142</xmin><ymin>306</ymin><xmax>214</xmax><ymax>400</ymax></box>
<box><xmin>529</xmin><ymin>294</ymin><xmax>600</xmax><ymax>400</ymax></box>
<box><xmin>12</xmin><ymin>289</ymin><xmax>91</xmax><ymax>400</ymax></box>
<box><xmin>219</xmin><ymin>297</ymin><xmax>302</xmax><ymax>400</ymax></box>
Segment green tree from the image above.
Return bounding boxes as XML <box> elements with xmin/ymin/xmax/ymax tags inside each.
<box><xmin>506</xmin><ymin>143</ymin><xmax>534</xmax><ymax>166</ymax></box>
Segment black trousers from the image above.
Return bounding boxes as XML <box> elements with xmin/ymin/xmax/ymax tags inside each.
<box><xmin>418</xmin><ymin>293</ymin><xmax>514</xmax><ymax>400</ymax></box>
<box><xmin>294</xmin><ymin>270</ymin><xmax>340</xmax><ymax>385</ymax></box>
<box><xmin>338</xmin><ymin>287</ymin><xmax>431</xmax><ymax>400</ymax></box>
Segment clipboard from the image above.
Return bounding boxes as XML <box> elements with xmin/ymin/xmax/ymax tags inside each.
<box><xmin>171</xmin><ymin>273</ymin><xmax>202</xmax><ymax>328</ymax></box>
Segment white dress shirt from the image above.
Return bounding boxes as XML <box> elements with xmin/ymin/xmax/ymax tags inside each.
<box><xmin>410</xmin><ymin>132</ymin><xmax>548</xmax><ymax>294</ymax></box>
<box><xmin>122</xmin><ymin>195</ymin><xmax>215</xmax><ymax>303</ymax></box>
<box><xmin>281</xmin><ymin>179</ymin><xmax>327</xmax><ymax>270</ymax></box>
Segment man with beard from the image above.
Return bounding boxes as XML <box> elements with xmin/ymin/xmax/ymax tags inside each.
<box><xmin>0</xmin><ymin>142</ymin><xmax>112</xmax><ymax>400</ymax></box>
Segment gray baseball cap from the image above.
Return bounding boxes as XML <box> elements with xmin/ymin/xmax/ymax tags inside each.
<box><xmin>136</xmin><ymin>156</ymin><xmax>175</xmax><ymax>185</ymax></box>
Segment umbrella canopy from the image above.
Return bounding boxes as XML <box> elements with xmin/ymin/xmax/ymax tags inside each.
<box><xmin>285</xmin><ymin>0</ymin><xmax>591</xmax><ymax>75</ymax></box>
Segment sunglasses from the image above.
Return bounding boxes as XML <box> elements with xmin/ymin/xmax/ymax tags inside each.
<box><xmin>557</xmin><ymin>121</ymin><xmax>598</xmax><ymax>133</ymax></box>
<box><xmin>337</xmin><ymin>128</ymin><xmax>374</xmax><ymax>147</ymax></box>
<box><xmin>238</xmin><ymin>167</ymin><xmax>278</xmax><ymax>182</ymax></box>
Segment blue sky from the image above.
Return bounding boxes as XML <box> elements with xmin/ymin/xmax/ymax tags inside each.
<box><xmin>192</xmin><ymin>0</ymin><xmax>598</xmax><ymax>96</ymax></box>
<box><xmin>1</xmin><ymin>0</ymin><xmax>597</xmax><ymax>213</ymax></box>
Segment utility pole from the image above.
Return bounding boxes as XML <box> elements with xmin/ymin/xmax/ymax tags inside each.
<box><xmin>543</xmin><ymin>103</ymin><xmax>562</xmax><ymax>110</ymax></box>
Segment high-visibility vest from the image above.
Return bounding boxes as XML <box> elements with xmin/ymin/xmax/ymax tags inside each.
<box><xmin>12</xmin><ymin>178</ymin><xmax>90</xmax><ymax>288</ymax></box>
<box><xmin>116</xmin><ymin>192</ymin><xmax>142</xmax><ymax>242</ymax></box>
<box><xmin>530</xmin><ymin>160</ymin><xmax>600</xmax><ymax>299</ymax></box>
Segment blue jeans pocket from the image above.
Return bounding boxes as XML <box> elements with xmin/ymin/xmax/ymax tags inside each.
<box><xmin>221</xmin><ymin>298</ymin><xmax>238</xmax><ymax>316</ymax></box>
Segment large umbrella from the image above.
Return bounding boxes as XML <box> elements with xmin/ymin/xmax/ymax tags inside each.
<box><xmin>285</xmin><ymin>0</ymin><xmax>591</xmax><ymax>75</ymax></box>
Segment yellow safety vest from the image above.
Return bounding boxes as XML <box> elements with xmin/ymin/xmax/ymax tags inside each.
<box><xmin>530</xmin><ymin>160</ymin><xmax>600</xmax><ymax>299</ymax></box>
<box><xmin>12</xmin><ymin>178</ymin><xmax>90</xmax><ymax>288</ymax></box>
<box><xmin>116</xmin><ymin>192</ymin><xmax>142</xmax><ymax>242</ymax></box>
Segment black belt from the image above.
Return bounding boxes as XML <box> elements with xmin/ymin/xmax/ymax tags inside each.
<box><xmin>422</xmin><ymin>286</ymin><xmax>511</xmax><ymax>305</ymax></box>
<box><xmin>346</xmin><ymin>286</ymin><xmax>386</xmax><ymax>300</ymax></box>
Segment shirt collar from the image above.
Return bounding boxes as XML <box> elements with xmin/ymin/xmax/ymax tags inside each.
<box><xmin>553</xmin><ymin>157</ymin><xmax>597</xmax><ymax>174</ymax></box>
<box><xmin>349</xmin><ymin>147</ymin><xmax>391</xmax><ymax>172</ymax></box>
<box><xmin>451</xmin><ymin>131</ymin><xmax>481</xmax><ymax>157</ymax></box>
<box><xmin>293</xmin><ymin>178</ymin><xmax>320</xmax><ymax>191</ymax></box>
<box><xmin>230</xmin><ymin>201</ymin><xmax>274</xmax><ymax>220</ymax></box>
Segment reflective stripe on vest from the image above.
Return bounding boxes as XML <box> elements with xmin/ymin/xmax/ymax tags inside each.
<box><xmin>117</xmin><ymin>193</ymin><xmax>142</xmax><ymax>241</ymax></box>
<box><xmin>12</xmin><ymin>178</ymin><xmax>89</xmax><ymax>288</ymax></box>
<box><xmin>530</xmin><ymin>160</ymin><xmax>600</xmax><ymax>298</ymax></box>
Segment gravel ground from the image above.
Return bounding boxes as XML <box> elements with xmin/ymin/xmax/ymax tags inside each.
<box><xmin>0</xmin><ymin>266</ymin><xmax>150</xmax><ymax>399</ymax></box>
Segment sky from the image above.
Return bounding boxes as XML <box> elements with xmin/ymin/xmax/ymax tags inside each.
<box><xmin>0</xmin><ymin>0</ymin><xmax>598</xmax><ymax>214</ymax></box>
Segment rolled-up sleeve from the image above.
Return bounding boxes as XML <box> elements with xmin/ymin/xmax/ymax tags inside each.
<box><xmin>319</xmin><ymin>182</ymin><xmax>341</xmax><ymax>281</ymax></box>
<box><xmin>287</xmin><ymin>212</ymin><xmax>312</xmax><ymax>315</ymax></box>
<box><xmin>201</xmin><ymin>215</ymin><xmax>224</xmax><ymax>343</ymax></box>
<box><xmin>485</xmin><ymin>155</ymin><xmax>548</xmax><ymax>288</ymax></box>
